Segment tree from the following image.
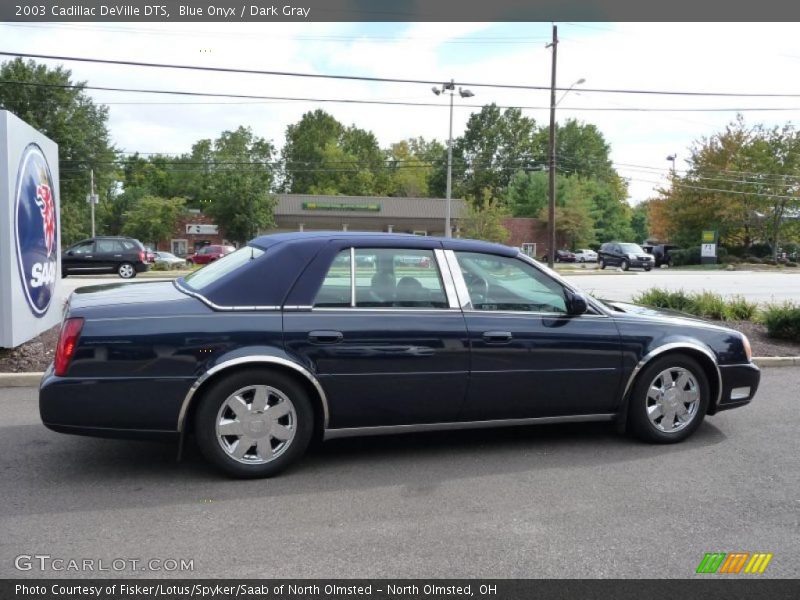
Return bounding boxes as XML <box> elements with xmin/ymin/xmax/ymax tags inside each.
<box><xmin>631</xmin><ymin>201</ymin><xmax>650</xmax><ymax>242</ymax></box>
<box><xmin>386</xmin><ymin>137</ymin><xmax>445</xmax><ymax>197</ymax></box>
<box><xmin>461</xmin><ymin>193</ymin><xmax>510</xmax><ymax>243</ymax></box>
<box><xmin>443</xmin><ymin>104</ymin><xmax>540</xmax><ymax>204</ymax></box>
<box><xmin>537</xmin><ymin>178</ymin><xmax>596</xmax><ymax>248</ymax></box>
<box><xmin>122</xmin><ymin>196</ymin><xmax>186</xmax><ymax>248</ymax></box>
<box><xmin>0</xmin><ymin>58</ymin><xmax>117</xmax><ymax>244</ymax></box>
<box><xmin>538</xmin><ymin>119</ymin><xmax>615</xmax><ymax>181</ymax></box>
<box><xmin>506</xmin><ymin>169</ymin><xmax>548</xmax><ymax>217</ymax></box>
<box><xmin>281</xmin><ymin>110</ymin><xmax>390</xmax><ymax>195</ymax></box>
<box><xmin>199</xmin><ymin>127</ymin><xmax>277</xmax><ymax>243</ymax></box>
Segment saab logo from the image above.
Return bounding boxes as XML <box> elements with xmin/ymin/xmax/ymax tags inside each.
<box><xmin>696</xmin><ymin>552</ymin><xmax>773</xmax><ymax>574</ymax></box>
<box><xmin>14</xmin><ymin>143</ymin><xmax>58</xmax><ymax>317</ymax></box>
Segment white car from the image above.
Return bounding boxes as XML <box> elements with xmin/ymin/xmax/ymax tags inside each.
<box><xmin>574</xmin><ymin>249</ymin><xmax>598</xmax><ymax>263</ymax></box>
<box><xmin>154</xmin><ymin>251</ymin><xmax>187</xmax><ymax>269</ymax></box>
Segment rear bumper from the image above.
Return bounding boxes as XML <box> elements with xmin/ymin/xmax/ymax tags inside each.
<box><xmin>135</xmin><ymin>262</ymin><xmax>150</xmax><ymax>273</ymax></box>
<box><xmin>713</xmin><ymin>363</ymin><xmax>761</xmax><ymax>413</ymax></box>
<box><xmin>629</xmin><ymin>259</ymin><xmax>654</xmax><ymax>268</ymax></box>
<box><xmin>39</xmin><ymin>366</ymin><xmax>191</xmax><ymax>437</ymax></box>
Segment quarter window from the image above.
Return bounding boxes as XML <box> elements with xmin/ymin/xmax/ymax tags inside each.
<box><xmin>454</xmin><ymin>252</ymin><xmax>567</xmax><ymax>313</ymax></box>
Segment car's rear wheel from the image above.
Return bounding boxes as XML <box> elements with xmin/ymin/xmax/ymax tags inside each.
<box><xmin>645</xmin><ymin>265</ymin><xmax>652</xmax><ymax>272</ymax></box>
<box><xmin>620</xmin><ymin>259</ymin><xmax>629</xmax><ymax>271</ymax></box>
<box><xmin>194</xmin><ymin>369</ymin><xmax>314</xmax><ymax>478</ymax></box>
<box><xmin>118</xmin><ymin>262</ymin><xmax>136</xmax><ymax>279</ymax></box>
<box><xmin>579</xmin><ymin>257</ymin><xmax>585</xmax><ymax>263</ymax></box>
<box><xmin>628</xmin><ymin>354</ymin><xmax>709</xmax><ymax>444</ymax></box>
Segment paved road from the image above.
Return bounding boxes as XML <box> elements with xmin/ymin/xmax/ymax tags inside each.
<box><xmin>1</xmin><ymin>370</ymin><xmax>797</xmax><ymax>579</ymax></box>
<box><xmin>562</xmin><ymin>268</ymin><xmax>800</xmax><ymax>304</ymax></box>
<box><xmin>58</xmin><ymin>269</ymin><xmax>800</xmax><ymax>309</ymax></box>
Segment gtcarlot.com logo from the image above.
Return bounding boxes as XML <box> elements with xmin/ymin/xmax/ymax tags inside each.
<box><xmin>696</xmin><ymin>552</ymin><xmax>773</xmax><ymax>574</ymax></box>
<box><xmin>14</xmin><ymin>554</ymin><xmax>194</xmax><ymax>573</ymax></box>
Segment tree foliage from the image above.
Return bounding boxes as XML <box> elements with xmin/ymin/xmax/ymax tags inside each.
<box><xmin>0</xmin><ymin>58</ymin><xmax>116</xmax><ymax>244</ymax></box>
<box><xmin>121</xmin><ymin>196</ymin><xmax>186</xmax><ymax>248</ymax></box>
<box><xmin>460</xmin><ymin>192</ymin><xmax>510</xmax><ymax>243</ymax></box>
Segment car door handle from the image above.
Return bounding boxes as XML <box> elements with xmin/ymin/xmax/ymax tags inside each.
<box><xmin>482</xmin><ymin>331</ymin><xmax>513</xmax><ymax>344</ymax></box>
<box><xmin>308</xmin><ymin>330</ymin><xmax>343</xmax><ymax>344</ymax></box>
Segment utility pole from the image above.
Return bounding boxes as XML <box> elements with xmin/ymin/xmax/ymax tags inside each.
<box><xmin>546</xmin><ymin>25</ymin><xmax>558</xmax><ymax>268</ymax></box>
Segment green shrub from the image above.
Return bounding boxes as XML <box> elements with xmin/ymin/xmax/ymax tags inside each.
<box><xmin>786</xmin><ymin>262</ymin><xmax>798</xmax><ymax>268</ymax></box>
<box><xmin>150</xmin><ymin>262</ymin><xmax>170</xmax><ymax>272</ymax></box>
<box><xmin>632</xmin><ymin>288</ymin><xmax>694</xmax><ymax>312</ymax></box>
<box><xmin>689</xmin><ymin>291</ymin><xmax>727</xmax><ymax>320</ymax></box>
<box><xmin>725</xmin><ymin>296</ymin><xmax>758</xmax><ymax>321</ymax></box>
<box><xmin>670</xmin><ymin>247</ymin><xmax>701</xmax><ymax>266</ymax></box>
<box><xmin>720</xmin><ymin>255</ymin><xmax>742</xmax><ymax>264</ymax></box>
<box><xmin>748</xmin><ymin>243</ymin><xmax>773</xmax><ymax>258</ymax></box>
<box><xmin>744</xmin><ymin>256</ymin><xmax>763</xmax><ymax>264</ymax></box>
<box><xmin>762</xmin><ymin>303</ymin><xmax>800</xmax><ymax>341</ymax></box>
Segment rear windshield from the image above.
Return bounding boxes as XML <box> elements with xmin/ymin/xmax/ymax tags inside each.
<box><xmin>183</xmin><ymin>246</ymin><xmax>264</xmax><ymax>291</ymax></box>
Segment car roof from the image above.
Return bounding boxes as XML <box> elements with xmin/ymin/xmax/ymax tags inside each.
<box><xmin>249</xmin><ymin>231</ymin><xmax>517</xmax><ymax>257</ymax></box>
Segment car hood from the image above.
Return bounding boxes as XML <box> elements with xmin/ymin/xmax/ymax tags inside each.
<box><xmin>602</xmin><ymin>300</ymin><xmax>726</xmax><ymax>328</ymax></box>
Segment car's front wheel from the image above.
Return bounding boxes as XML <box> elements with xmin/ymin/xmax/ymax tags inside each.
<box><xmin>620</xmin><ymin>259</ymin><xmax>629</xmax><ymax>271</ymax></box>
<box><xmin>628</xmin><ymin>354</ymin><xmax>709</xmax><ymax>443</ymax></box>
<box><xmin>598</xmin><ymin>258</ymin><xmax>605</xmax><ymax>269</ymax></box>
<box><xmin>194</xmin><ymin>369</ymin><xmax>314</xmax><ymax>478</ymax></box>
<box><xmin>118</xmin><ymin>262</ymin><xmax>136</xmax><ymax>279</ymax></box>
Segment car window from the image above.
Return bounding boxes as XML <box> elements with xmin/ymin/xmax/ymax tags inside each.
<box><xmin>454</xmin><ymin>252</ymin><xmax>567</xmax><ymax>313</ymax></box>
<box><xmin>313</xmin><ymin>250</ymin><xmax>352</xmax><ymax>307</ymax></box>
<box><xmin>183</xmin><ymin>246</ymin><xmax>265</xmax><ymax>291</ymax></box>
<box><xmin>619</xmin><ymin>243</ymin><xmax>645</xmax><ymax>254</ymax></box>
<box><xmin>70</xmin><ymin>241</ymin><xmax>94</xmax><ymax>255</ymax></box>
<box><xmin>356</xmin><ymin>249</ymin><xmax>447</xmax><ymax>308</ymax></box>
<box><xmin>121</xmin><ymin>241</ymin><xmax>137</xmax><ymax>251</ymax></box>
<box><xmin>313</xmin><ymin>248</ymin><xmax>448</xmax><ymax>309</ymax></box>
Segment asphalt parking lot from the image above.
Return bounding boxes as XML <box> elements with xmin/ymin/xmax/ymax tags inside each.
<box><xmin>1</xmin><ymin>369</ymin><xmax>797</xmax><ymax>579</ymax></box>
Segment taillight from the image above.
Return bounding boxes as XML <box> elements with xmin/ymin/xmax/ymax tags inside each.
<box><xmin>138</xmin><ymin>250</ymin><xmax>145</xmax><ymax>262</ymax></box>
<box><xmin>54</xmin><ymin>317</ymin><xmax>84</xmax><ymax>376</ymax></box>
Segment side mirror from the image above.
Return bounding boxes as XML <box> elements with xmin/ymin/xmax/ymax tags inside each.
<box><xmin>565</xmin><ymin>290</ymin><xmax>588</xmax><ymax>315</ymax></box>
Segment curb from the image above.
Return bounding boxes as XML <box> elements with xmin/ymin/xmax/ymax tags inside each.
<box><xmin>0</xmin><ymin>373</ymin><xmax>42</xmax><ymax>388</ymax></box>
<box><xmin>1</xmin><ymin>357</ymin><xmax>798</xmax><ymax>389</ymax></box>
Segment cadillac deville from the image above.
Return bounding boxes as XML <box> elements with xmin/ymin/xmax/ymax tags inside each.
<box><xmin>40</xmin><ymin>232</ymin><xmax>760</xmax><ymax>477</ymax></box>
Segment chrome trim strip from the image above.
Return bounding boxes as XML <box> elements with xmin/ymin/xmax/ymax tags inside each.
<box><xmin>312</xmin><ymin>307</ymin><xmax>460</xmax><ymax>313</ymax></box>
<box><xmin>434</xmin><ymin>248</ymin><xmax>460</xmax><ymax>309</ymax></box>
<box><xmin>283</xmin><ymin>305</ymin><xmax>313</xmax><ymax>311</ymax></box>
<box><xmin>349</xmin><ymin>246</ymin><xmax>356</xmax><ymax>307</ymax></box>
<box><xmin>177</xmin><ymin>356</ymin><xmax>330</xmax><ymax>432</ymax></box>
<box><xmin>443</xmin><ymin>249</ymin><xmax>472</xmax><ymax>309</ymax></box>
<box><xmin>173</xmin><ymin>280</ymin><xmax>280</xmax><ymax>312</ymax></box>
<box><xmin>620</xmin><ymin>342</ymin><xmax>723</xmax><ymax>408</ymax></box>
<box><xmin>324</xmin><ymin>413</ymin><xmax>615</xmax><ymax>440</ymax></box>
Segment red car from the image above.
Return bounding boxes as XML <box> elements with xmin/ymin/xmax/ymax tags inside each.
<box><xmin>186</xmin><ymin>244</ymin><xmax>236</xmax><ymax>266</ymax></box>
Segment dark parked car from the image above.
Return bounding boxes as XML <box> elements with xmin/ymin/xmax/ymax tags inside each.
<box><xmin>598</xmin><ymin>242</ymin><xmax>654</xmax><ymax>271</ymax></box>
<box><xmin>186</xmin><ymin>244</ymin><xmax>236</xmax><ymax>266</ymax></box>
<box><xmin>62</xmin><ymin>236</ymin><xmax>150</xmax><ymax>279</ymax></box>
<box><xmin>643</xmin><ymin>244</ymin><xmax>680</xmax><ymax>267</ymax></box>
<box><xmin>41</xmin><ymin>232</ymin><xmax>759</xmax><ymax>478</ymax></box>
<box><xmin>541</xmin><ymin>249</ymin><xmax>577</xmax><ymax>263</ymax></box>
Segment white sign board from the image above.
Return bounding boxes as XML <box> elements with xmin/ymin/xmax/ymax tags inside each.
<box><xmin>701</xmin><ymin>243</ymin><xmax>717</xmax><ymax>258</ymax></box>
<box><xmin>0</xmin><ymin>111</ymin><xmax>61</xmax><ymax>348</ymax></box>
<box><xmin>186</xmin><ymin>223</ymin><xmax>218</xmax><ymax>235</ymax></box>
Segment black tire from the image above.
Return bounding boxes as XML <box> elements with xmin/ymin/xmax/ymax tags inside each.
<box><xmin>645</xmin><ymin>266</ymin><xmax>652</xmax><ymax>272</ymax></box>
<box><xmin>628</xmin><ymin>354</ymin><xmax>709</xmax><ymax>444</ymax></box>
<box><xmin>579</xmin><ymin>257</ymin><xmax>586</xmax><ymax>263</ymax></box>
<box><xmin>117</xmin><ymin>262</ymin><xmax>136</xmax><ymax>279</ymax></box>
<box><xmin>598</xmin><ymin>258</ymin><xmax>605</xmax><ymax>270</ymax></box>
<box><xmin>194</xmin><ymin>369</ymin><xmax>314</xmax><ymax>478</ymax></box>
<box><xmin>620</xmin><ymin>259</ymin><xmax>629</xmax><ymax>271</ymax></box>
<box><xmin>61</xmin><ymin>269</ymin><xmax>68</xmax><ymax>279</ymax></box>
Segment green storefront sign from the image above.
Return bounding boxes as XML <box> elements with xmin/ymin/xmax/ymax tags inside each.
<box><xmin>302</xmin><ymin>202</ymin><xmax>381</xmax><ymax>212</ymax></box>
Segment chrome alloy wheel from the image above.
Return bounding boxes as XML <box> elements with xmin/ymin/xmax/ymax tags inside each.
<box><xmin>215</xmin><ymin>385</ymin><xmax>297</xmax><ymax>464</ymax></box>
<box><xmin>118</xmin><ymin>263</ymin><xmax>135</xmax><ymax>278</ymax></box>
<box><xmin>646</xmin><ymin>367</ymin><xmax>700</xmax><ymax>433</ymax></box>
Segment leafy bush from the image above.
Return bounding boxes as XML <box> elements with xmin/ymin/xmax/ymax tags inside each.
<box><xmin>632</xmin><ymin>288</ymin><xmax>693</xmax><ymax>312</ymax></box>
<box><xmin>725</xmin><ymin>296</ymin><xmax>758</xmax><ymax>321</ymax></box>
<box><xmin>670</xmin><ymin>247</ymin><xmax>700</xmax><ymax>266</ymax></box>
<box><xmin>744</xmin><ymin>256</ymin><xmax>763</xmax><ymax>264</ymax></box>
<box><xmin>762</xmin><ymin>303</ymin><xmax>800</xmax><ymax>341</ymax></box>
<box><xmin>150</xmin><ymin>262</ymin><xmax>170</xmax><ymax>272</ymax></box>
<box><xmin>748</xmin><ymin>243</ymin><xmax>773</xmax><ymax>258</ymax></box>
<box><xmin>689</xmin><ymin>291</ymin><xmax>727</xmax><ymax>320</ymax></box>
<box><xmin>720</xmin><ymin>254</ymin><xmax>742</xmax><ymax>264</ymax></box>
<box><xmin>786</xmin><ymin>262</ymin><xmax>798</xmax><ymax>268</ymax></box>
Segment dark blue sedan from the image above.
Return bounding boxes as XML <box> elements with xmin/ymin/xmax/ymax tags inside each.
<box><xmin>40</xmin><ymin>232</ymin><xmax>760</xmax><ymax>477</ymax></box>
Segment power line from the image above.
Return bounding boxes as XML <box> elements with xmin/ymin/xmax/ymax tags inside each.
<box><xmin>5</xmin><ymin>50</ymin><xmax>800</xmax><ymax>98</ymax></box>
<box><xmin>5</xmin><ymin>79</ymin><xmax>800</xmax><ymax>114</ymax></box>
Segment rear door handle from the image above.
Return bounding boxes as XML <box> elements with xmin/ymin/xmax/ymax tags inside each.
<box><xmin>308</xmin><ymin>330</ymin><xmax>343</xmax><ymax>344</ymax></box>
<box><xmin>482</xmin><ymin>331</ymin><xmax>513</xmax><ymax>344</ymax></box>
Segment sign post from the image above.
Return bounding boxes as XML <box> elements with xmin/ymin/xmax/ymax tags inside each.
<box><xmin>0</xmin><ymin>111</ymin><xmax>62</xmax><ymax>348</ymax></box>
<box><xmin>701</xmin><ymin>230</ymin><xmax>718</xmax><ymax>265</ymax></box>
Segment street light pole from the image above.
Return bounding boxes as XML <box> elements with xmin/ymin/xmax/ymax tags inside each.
<box><xmin>666</xmin><ymin>154</ymin><xmax>677</xmax><ymax>176</ymax></box>
<box><xmin>432</xmin><ymin>79</ymin><xmax>473</xmax><ymax>238</ymax></box>
<box><xmin>446</xmin><ymin>81</ymin><xmax>454</xmax><ymax>238</ymax></box>
<box><xmin>547</xmin><ymin>25</ymin><xmax>558</xmax><ymax>268</ymax></box>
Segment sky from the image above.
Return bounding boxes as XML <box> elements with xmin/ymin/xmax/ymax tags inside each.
<box><xmin>2</xmin><ymin>21</ymin><xmax>800</xmax><ymax>204</ymax></box>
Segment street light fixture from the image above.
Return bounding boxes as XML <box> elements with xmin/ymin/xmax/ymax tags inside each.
<box><xmin>666</xmin><ymin>154</ymin><xmax>677</xmax><ymax>175</ymax></box>
<box><xmin>432</xmin><ymin>79</ymin><xmax>475</xmax><ymax>238</ymax></box>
